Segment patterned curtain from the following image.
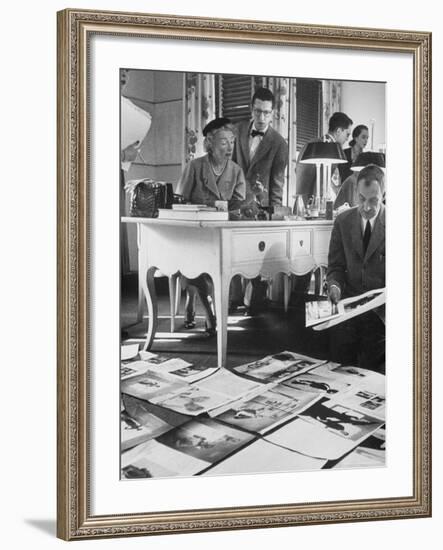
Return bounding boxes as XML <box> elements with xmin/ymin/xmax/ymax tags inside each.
<box><xmin>259</xmin><ymin>76</ymin><xmax>290</xmax><ymax>140</ymax></box>
<box><xmin>184</xmin><ymin>73</ymin><xmax>216</xmax><ymax>163</ymax></box>
<box><xmin>322</xmin><ymin>81</ymin><xmax>342</xmax><ymax>134</ymax></box>
<box><xmin>288</xmin><ymin>79</ymin><xmax>298</xmax><ymax>206</ymax></box>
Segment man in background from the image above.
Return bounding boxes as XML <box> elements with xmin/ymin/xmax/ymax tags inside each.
<box><xmin>291</xmin><ymin>112</ymin><xmax>353</xmax><ymax>306</ymax></box>
<box><xmin>296</xmin><ymin>111</ymin><xmax>353</xmax><ymax>200</ymax></box>
<box><xmin>233</xmin><ymin>87</ymin><xmax>289</xmax><ymax>212</ymax></box>
<box><xmin>232</xmin><ymin>87</ymin><xmax>289</xmax><ymax>313</ymax></box>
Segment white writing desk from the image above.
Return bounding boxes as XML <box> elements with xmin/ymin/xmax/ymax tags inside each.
<box><xmin>122</xmin><ymin>218</ymin><xmax>333</xmax><ymax>368</ymax></box>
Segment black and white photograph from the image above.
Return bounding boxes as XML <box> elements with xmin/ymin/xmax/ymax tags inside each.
<box><xmin>48</xmin><ymin>2</ymin><xmax>434</xmax><ymax>543</ymax></box>
<box><xmin>119</xmin><ymin>68</ymin><xmax>387</xmax><ymax>479</ymax></box>
<box><xmin>214</xmin><ymin>385</ymin><xmax>321</xmax><ymax>434</ymax></box>
<box><xmin>265</xmin><ymin>400</ymin><xmax>384</xmax><ymax>460</ymax></box>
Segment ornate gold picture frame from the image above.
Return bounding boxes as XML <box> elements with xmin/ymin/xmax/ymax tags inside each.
<box><xmin>57</xmin><ymin>8</ymin><xmax>431</xmax><ymax>540</ymax></box>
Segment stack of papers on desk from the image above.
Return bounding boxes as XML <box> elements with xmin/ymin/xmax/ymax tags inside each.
<box><xmin>158</xmin><ymin>207</ymin><xmax>228</xmax><ymax>221</ymax></box>
<box><xmin>172</xmin><ymin>204</ymin><xmax>216</xmax><ymax>211</ymax></box>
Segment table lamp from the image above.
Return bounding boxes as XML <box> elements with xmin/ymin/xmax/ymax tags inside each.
<box><xmin>299</xmin><ymin>142</ymin><xmax>347</xmax><ymax>216</ymax></box>
<box><xmin>351</xmin><ymin>151</ymin><xmax>386</xmax><ymax>171</ymax></box>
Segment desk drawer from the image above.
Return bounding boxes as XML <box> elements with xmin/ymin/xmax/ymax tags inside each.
<box><xmin>290</xmin><ymin>230</ymin><xmax>312</xmax><ymax>257</ymax></box>
<box><xmin>313</xmin><ymin>229</ymin><xmax>332</xmax><ymax>257</ymax></box>
<box><xmin>231</xmin><ymin>230</ymin><xmax>289</xmax><ymax>264</ymax></box>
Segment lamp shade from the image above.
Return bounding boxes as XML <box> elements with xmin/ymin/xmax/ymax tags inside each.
<box><xmin>299</xmin><ymin>142</ymin><xmax>347</xmax><ymax>164</ymax></box>
<box><xmin>351</xmin><ymin>151</ymin><xmax>386</xmax><ymax>171</ymax></box>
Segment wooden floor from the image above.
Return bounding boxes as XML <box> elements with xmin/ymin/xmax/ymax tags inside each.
<box><xmin>121</xmin><ymin>274</ymin><xmax>330</xmax><ymax>370</ymax></box>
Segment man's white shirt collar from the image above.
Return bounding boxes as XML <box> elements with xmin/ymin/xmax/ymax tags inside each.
<box><xmin>249</xmin><ymin>123</ymin><xmax>269</xmax><ymax>159</ymax></box>
<box><xmin>360</xmin><ymin>208</ymin><xmax>380</xmax><ymax>233</ymax></box>
<box><xmin>324</xmin><ymin>133</ymin><xmax>336</xmax><ymax>143</ymax></box>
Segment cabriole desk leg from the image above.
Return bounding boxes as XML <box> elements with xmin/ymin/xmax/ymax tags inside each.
<box><xmin>168</xmin><ymin>274</ymin><xmax>179</xmax><ymax>333</ymax></box>
<box><xmin>212</xmin><ymin>273</ymin><xmax>231</xmax><ymax>369</ymax></box>
<box><xmin>141</xmin><ymin>265</ymin><xmax>158</xmax><ymax>351</ymax></box>
<box><xmin>283</xmin><ymin>274</ymin><xmax>290</xmax><ymax>312</ymax></box>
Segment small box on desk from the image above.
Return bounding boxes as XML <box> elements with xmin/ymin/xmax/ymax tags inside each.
<box><xmin>271</xmin><ymin>206</ymin><xmax>292</xmax><ymax>220</ymax></box>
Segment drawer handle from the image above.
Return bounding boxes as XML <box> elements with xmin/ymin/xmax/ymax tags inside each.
<box><xmin>258</xmin><ymin>241</ymin><xmax>266</xmax><ymax>252</ymax></box>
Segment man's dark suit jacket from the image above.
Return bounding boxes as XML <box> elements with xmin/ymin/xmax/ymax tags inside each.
<box><xmin>327</xmin><ymin>204</ymin><xmax>385</xmax><ymax>298</ymax></box>
<box><xmin>233</xmin><ymin>120</ymin><xmax>288</xmax><ymax>207</ymax></box>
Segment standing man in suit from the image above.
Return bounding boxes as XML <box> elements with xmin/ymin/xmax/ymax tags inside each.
<box><xmin>326</xmin><ymin>164</ymin><xmax>386</xmax><ymax>372</ymax></box>
<box><xmin>233</xmin><ymin>87</ymin><xmax>289</xmax><ymax>212</ymax></box>
<box><xmin>296</xmin><ymin>111</ymin><xmax>353</xmax><ymax>201</ymax></box>
<box><xmin>231</xmin><ymin>87</ymin><xmax>289</xmax><ymax>313</ymax></box>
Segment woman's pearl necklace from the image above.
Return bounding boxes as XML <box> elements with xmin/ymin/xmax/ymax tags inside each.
<box><xmin>209</xmin><ymin>158</ymin><xmax>227</xmax><ymax>177</ymax></box>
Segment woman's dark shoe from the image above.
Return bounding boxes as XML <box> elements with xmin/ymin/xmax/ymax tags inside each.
<box><xmin>205</xmin><ymin>321</ymin><xmax>216</xmax><ymax>337</ymax></box>
<box><xmin>184</xmin><ymin>313</ymin><xmax>196</xmax><ymax>329</ymax></box>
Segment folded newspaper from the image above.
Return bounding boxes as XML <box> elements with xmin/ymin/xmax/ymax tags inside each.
<box><xmin>306</xmin><ymin>288</ymin><xmax>385</xmax><ymax>331</ymax></box>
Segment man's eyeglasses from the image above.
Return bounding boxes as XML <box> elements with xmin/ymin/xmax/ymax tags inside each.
<box><xmin>253</xmin><ymin>108</ymin><xmax>273</xmax><ymax>117</ymax></box>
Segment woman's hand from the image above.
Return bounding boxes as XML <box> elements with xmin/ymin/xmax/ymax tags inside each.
<box><xmin>251</xmin><ymin>180</ymin><xmax>265</xmax><ymax>195</ymax></box>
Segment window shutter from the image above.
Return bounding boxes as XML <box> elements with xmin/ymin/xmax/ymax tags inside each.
<box><xmin>296</xmin><ymin>79</ymin><xmax>322</xmax><ymax>151</ymax></box>
<box><xmin>219</xmin><ymin>75</ymin><xmax>255</xmax><ymax>122</ymax></box>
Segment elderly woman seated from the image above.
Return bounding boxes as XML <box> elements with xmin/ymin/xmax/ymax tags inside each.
<box><xmin>175</xmin><ymin>117</ymin><xmax>246</xmax><ymax>335</ymax></box>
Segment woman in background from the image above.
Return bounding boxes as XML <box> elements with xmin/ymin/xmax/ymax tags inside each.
<box><xmin>176</xmin><ymin>117</ymin><xmax>246</xmax><ymax>334</ymax></box>
<box><xmin>338</xmin><ymin>124</ymin><xmax>369</xmax><ymax>183</ymax></box>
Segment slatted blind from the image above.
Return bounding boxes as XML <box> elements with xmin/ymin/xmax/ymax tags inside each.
<box><xmin>218</xmin><ymin>75</ymin><xmax>321</xmax><ymax>152</ymax></box>
<box><xmin>296</xmin><ymin>79</ymin><xmax>322</xmax><ymax>151</ymax></box>
<box><xmin>218</xmin><ymin>75</ymin><xmax>255</xmax><ymax>122</ymax></box>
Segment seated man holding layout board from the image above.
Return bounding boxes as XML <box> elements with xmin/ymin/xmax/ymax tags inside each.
<box><xmin>326</xmin><ymin>164</ymin><xmax>386</xmax><ymax>373</ymax></box>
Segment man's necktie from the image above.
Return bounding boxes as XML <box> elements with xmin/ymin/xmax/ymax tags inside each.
<box><xmin>250</xmin><ymin>129</ymin><xmax>265</xmax><ymax>137</ymax></box>
<box><xmin>363</xmin><ymin>220</ymin><xmax>371</xmax><ymax>254</ymax></box>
